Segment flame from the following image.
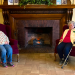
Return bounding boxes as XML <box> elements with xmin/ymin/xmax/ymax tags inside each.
<box><xmin>36</xmin><ymin>38</ymin><xmax>41</xmax><ymax>44</ymax></box>
<box><xmin>36</xmin><ymin>41</ymin><xmax>41</xmax><ymax>44</ymax></box>
<box><xmin>37</xmin><ymin>38</ymin><xmax>40</xmax><ymax>40</ymax></box>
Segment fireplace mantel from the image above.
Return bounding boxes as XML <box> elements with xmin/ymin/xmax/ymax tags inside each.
<box><xmin>0</xmin><ymin>5</ymin><xmax>73</xmax><ymax>37</ymax></box>
<box><xmin>0</xmin><ymin>5</ymin><xmax>74</xmax><ymax>25</ymax></box>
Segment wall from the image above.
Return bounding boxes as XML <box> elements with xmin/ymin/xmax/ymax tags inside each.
<box><xmin>0</xmin><ymin>0</ymin><xmax>4</xmax><ymax>24</ymax></box>
<box><xmin>0</xmin><ymin>9</ymin><xmax>4</xmax><ymax>24</ymax></box>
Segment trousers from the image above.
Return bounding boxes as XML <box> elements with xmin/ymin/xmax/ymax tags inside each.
<box><xmin>57</xmin><ymin>42</ymin><xmax>72</xmax><ymax>60</ymax></box>
<box><xmin>0</xmin><ymin>44</ymin><xmax>12</xmax><ymax>63</ymax></box>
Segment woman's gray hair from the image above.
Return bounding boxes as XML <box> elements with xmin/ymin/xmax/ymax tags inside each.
<box><xmin>68</xmin><ymin>21</ymin><xmax>75</xmax><ymax>27</ymax></box>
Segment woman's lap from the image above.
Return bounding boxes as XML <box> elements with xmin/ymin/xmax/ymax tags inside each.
<box><xmin>57</xmin><ymin>42</ymin><xmax>72</xmax><ymax>59</ymax></box>
<box><xmin>0</xmin><ymin>44</ymin><xmax>12</xmax><ymax>53</ymax></box>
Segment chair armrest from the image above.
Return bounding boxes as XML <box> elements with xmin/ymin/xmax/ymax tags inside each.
<box><xmin>54</xmin><ymin>39</ymin><xmax>60</xmax><ymax>53</ymax></box>
<box><xmin>9</xmin><ymin>38</ymin><xmax>18</xmax><ymax>45</ymax></box>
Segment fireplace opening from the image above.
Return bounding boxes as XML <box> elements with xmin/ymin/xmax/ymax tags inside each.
<box><xmin>25</xmin><ymin>27</ymin><xmax>52</xmax><ymax>47</ymax></box>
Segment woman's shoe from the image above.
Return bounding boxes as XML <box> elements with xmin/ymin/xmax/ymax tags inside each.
<box><xmin>2</xmin><ymin>63</ymin><xmax>8</xmax><ymax>67</ymax></box>
<box><xmin>59</xmin><ymin>59</ymin><xmax>64</xmax><ymax>65</ymax></box>
<box><xmin>7</xmin><ymin>62</ymin><xmax>14</xmax><ymax>67</ymax></box>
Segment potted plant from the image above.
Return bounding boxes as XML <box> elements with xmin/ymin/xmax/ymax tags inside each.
<box><xmin>19</xmin><ymin>0</ymin><xmax>55</xmax><ymax>7</ymax></box>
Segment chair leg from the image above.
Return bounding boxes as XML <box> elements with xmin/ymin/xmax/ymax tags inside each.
<box><xmin>54</xmin><ymin>53</ymin><xmax>56</xmax><ymax>61</ymax></box>
<box><xmin>17</xmin><ymin>54</ymin><xmax>19</xmax><ymax>62</ymax></box>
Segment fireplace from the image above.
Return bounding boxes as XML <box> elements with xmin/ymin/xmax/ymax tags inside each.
<box><xmin>16</xmin><ymin>20</ymin><xmax>59</xmax><ymax>48</ymax></box>
<box><xmin>0</xmin><ymin>5</ymin><xmax>73</xmax><ymax>50</ymax></box>
<box><xmin>0</xmin><ymin>4</ymin><xmax>73</xmax><ymax>52</ymax></box>
<box><xmin>25</xmin><ymin>27</ymin><xmax>52</xmax><ymax>47</ymax></box>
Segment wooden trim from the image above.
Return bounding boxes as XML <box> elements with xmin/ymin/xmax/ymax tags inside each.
<box><xmin>10</xmin><ymin>14</ymin><xmax>65</xmax><ymax>19</ymax></box>
<box><xmin>0</xmin><ymin>5</ymin><xmax>75</xmax><ymax>9</ymax></box>
<box><xmin>9</xmin><ymin>16</ymin><xmax>15</xmax><ymax>39</ymax></box>
<box><xmin>9</xmin><ymin>13</ymin><xmax>65</xmax><ymax>40</ymax></box>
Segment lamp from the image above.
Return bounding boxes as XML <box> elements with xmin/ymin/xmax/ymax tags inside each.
<box><xmin>0</xmin><ymin>0</ymin><xmax>2</xmax><ymax>5</ymax></box>
<box><xmin>70</xmin><ymin>0</ymin><xmax>74</xmax><ymax>5</ymax></box>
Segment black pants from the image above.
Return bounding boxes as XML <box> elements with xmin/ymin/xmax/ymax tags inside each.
<box><xmin>57</xmin><ymin>42</ymin><xmax>72</xmax><ymax>60</ymax></box>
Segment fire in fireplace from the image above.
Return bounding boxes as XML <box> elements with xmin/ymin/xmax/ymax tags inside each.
<box><xmin>33</xmin><ymin>33</ymin><xmax>44</xmax><ymax>45</ymax></box>
<box><xmin>33</xmin><ymin>38</ymin><xmax>44</xmax><ymax>45</ymax></box>
<box><xmin>27</xmin><ymin>27</ymin><xmax>52</xmax><ymax>47</ymax></box>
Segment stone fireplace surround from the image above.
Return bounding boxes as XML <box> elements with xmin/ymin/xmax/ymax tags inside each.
<box><xmin>16</xmin><ymin>20</ymin><xmax>59</xmax><ymax>48</ymax></box>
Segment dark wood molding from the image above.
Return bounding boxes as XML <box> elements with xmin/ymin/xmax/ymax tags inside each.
<box><xmin>2</xmin><ymin>9</ymin><xmax>10</xmax><ymax>25</ymax></box>
<box><xmin>66</xmin><ymin>8</ymin><xmax>73</xmax><ymax>23</ymax></box>
<box><xmin>0</xmin><ymin>5</ymin><xmax>75</xmax><ymax>9</ymax></box>
<box><xmin>0</xmin><ymin>5</ymin><xmax>74</xmax><ymax>25</ymax></box>
<box><xmin>10</xmin><ymin>14</ymin><xmax>65</xmax><ymax>19</ymax></box>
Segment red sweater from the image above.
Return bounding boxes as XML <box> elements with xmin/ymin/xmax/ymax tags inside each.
<box><xmin>60</xmin><ymin>30</ymin><xmax>71</xmax><ymax>43</ymax></box>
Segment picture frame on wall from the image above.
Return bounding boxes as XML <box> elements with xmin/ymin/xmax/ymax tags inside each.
<box><xmin>14</xmin><ymin>0</ymin><xmax>19</xmax><ymax>5</ymax></box>
<box><xmin>62</xmin><ymin>0</ymin><xmax>67</xmax><ymax>5</ymax></box>
<box><xmin>56</xmin><ymin>0</ymin><xmax>61</xmax><ymax>5</ymax></box>
<box><xmin>8</xmin><ymin>0</ymin><xmax>13</xmax><ymax>5</ymax></box>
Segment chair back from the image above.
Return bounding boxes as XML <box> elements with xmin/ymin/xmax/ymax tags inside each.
<box><xmin>0</xmin><ymin>24</ymin><xmax>11</xmax><ymax>38</ymax></box>
<box><xmin>63</xmin><ymin>25</ymin><xmax>69</xmax><ymax>32</ymax></box>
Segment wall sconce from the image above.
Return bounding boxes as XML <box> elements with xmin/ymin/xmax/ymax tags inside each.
<box><xmin>70</xmin><ymin>0</ymin><xmax>74</xmax><ymax>5</ymax></box>
<box><xmin>0</xmin><ymin>0</ymin><xmax>4</xmax><ymax>5</ymax></box>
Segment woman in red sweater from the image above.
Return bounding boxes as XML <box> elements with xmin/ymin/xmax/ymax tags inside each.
<box><xmin>57</xmin><ymin>21</ymin><xmax>75</xmax><ymax>66</ymax></box>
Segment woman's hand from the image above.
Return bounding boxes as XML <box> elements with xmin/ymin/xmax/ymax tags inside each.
<box><xmin>59</xmin><ymin>39</ymin><xmax>63</xmax><ymax>42</ymax></box>
<box><xmin>5</xmin><ymin>42</ymin><xmax>9</xmax><ymax>44</ymax></box>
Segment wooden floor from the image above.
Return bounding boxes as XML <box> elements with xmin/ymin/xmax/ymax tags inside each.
<box><xmin>0</xmin><ymin>53</ymin><xmax>75</xmax><ymax>75</ymax></box>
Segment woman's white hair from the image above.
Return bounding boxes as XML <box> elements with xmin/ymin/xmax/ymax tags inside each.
<box><xmin>68</xmin><ymin>21</ymin><xmax>75</xmax><ymax>27</ymax></box>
